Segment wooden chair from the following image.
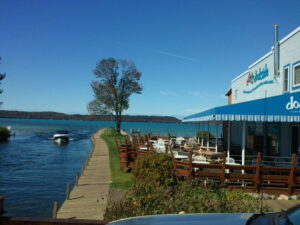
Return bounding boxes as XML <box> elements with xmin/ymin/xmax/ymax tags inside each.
<box><xmin>171</xmin><ymin>151</ymin><xmax>193</xmax><ymax>182</ymax></box>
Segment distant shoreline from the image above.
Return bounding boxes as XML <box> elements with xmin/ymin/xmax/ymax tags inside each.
<box><xmin>0</xmin><ymin>110</ymin><xmax>181</xmax><ymax>123</ymax></box>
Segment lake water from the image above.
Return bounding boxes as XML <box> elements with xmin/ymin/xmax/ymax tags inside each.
<box><xmin>0</xmin><ymin>118</ymin><xmax>200</xmax><ymax>218</ymax></box>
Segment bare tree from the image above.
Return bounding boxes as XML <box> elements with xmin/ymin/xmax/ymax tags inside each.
<box><xmin>89</xmin><ymin>58</ymin><xmax>142</xmax><ymax>132</ymax></box>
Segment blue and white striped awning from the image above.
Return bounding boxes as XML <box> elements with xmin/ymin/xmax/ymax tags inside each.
<box><xmin>183</xmin><ymin>92</ymin><xmax>300</xmax><ymax>122</ymax></box>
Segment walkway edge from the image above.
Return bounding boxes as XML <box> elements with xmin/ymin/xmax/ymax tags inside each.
<box><xmin>57</xmin><ymin>128</ymin><xmax>111</xmax><ymax>220</ymax></box>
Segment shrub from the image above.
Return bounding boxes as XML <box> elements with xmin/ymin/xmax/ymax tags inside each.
<box><xmin>104</xmin><ymin>151</ymin><xmax>269</xmax><ymax>220</ymax></box>
<box><xmin>105</xmin><ymin>151</ymin><xmax>175</xmax><ymax>219</ymax></box>
<box><xmin>171</xmin><ymin>181</ymin><xmax>268</xmax><ymax>214</ymax></box>
<box><xmin>131</xmin><ymin>150</ymin><xmax>175</xmax><ymax>190</ymax></box>
<box><xmin>0</xmin><ymin>126</ymin><xmax>10</xmax><ymax>142</ymax></box>
<box><xmin>129</xmin><ymin>151</ymin><xmax>175</xmax><ymax>216</ymax></box>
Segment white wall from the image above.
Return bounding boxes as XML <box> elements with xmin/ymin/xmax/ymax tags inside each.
<box><xmin>231</xmin><ymin>27</ymin><xmax>300</xmax><ymax>104</ymax></box>
<box><xmin>280</xmin><ymin>30</ymin><xmax>300</xmax><ymax>93</ymax></box>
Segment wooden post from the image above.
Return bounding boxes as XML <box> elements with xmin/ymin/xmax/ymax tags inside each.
<box><xmin>254</xmin><ymin>152</ymin><xmax>262</xmax><ymax>193</ymax></box>
<box><xmin>288</xmin><ymin>154</ymin><xmax>297</xmax><ymax>195</ymax></box>
<box><xmin>137</xmin><ymin>129</ymin><xmax>141</xmax><ymax>137</ymax></box>
<box><xmin>85</xmin><ymin>159</ymin><xmax>88</xmax><ymax>169</ymax></box>
<box><xmin>221</xmin><ymin>152</ymin><xmax>226</xmax><ymax>185</ymax></box>
<box><xmin>81</xmin><ymin>165</ymin><xmax>84</xmax><ymax>175</ymax></box>
<box><xmin>76</xmin><ymin>173</ymin><xmax>79</xmax><ymax>186</ymax></box>
<box><xmin>166</xmin><ymin>144</ymin><xmax>170</xmax><ymax>154</ymax></box>
<box><xmin>66</xmin><ymin>184</ymin><xmax>71</xmax><ymax>200</ymax></box>
<box><xmin>0</xmin><ymin>195</ymin><xmax>4</xmax><ymax>215</ymax></box>
<box><xmin>188</xmin><ymin>150</ymin><xmax>193</xmax><ymax>179</ymax></box>
<box><xmin>167</xmin><ymin>132</ymin><xmax>170</xmax><ymax>139</ymax></box>
<box><xmin>137</xmin><ymin>136</ymin><xmax>141</xmax><ymax>145</ymax></box>
<box><xmin>52</xmin><ymin>201</ymin><xmax>58</xmax><ymax>218</ymax></box>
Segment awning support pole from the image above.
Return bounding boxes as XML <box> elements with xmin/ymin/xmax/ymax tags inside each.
<box><xmin>207</xmin><ymin>122</ymin><xmax>210</xmax><ymax>150</ymax></box>
<box><xmin>215</xmin><ymin>122</ymin><xmax>218</xmax><ymax>152</ymax></box>
<box><xmin>227</xmin><ymin>121</ymin><xmax>231</xmax><ymax>163</ymax></box>
<box><xmin>201</xmin><ymin>122</ymin><xmax>204</xmax><ymax>146</ymax></box>
<box><xmin>242</xmin><ymin>121</ymin><xmax>246</xmax><ymax>174</ymax></box>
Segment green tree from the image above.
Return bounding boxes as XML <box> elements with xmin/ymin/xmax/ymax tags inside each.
<box><xmin>89</xmin><ymin>58</ymin><xmax>142</xmax><ymax>132</ymax></box>
<box><xmin>0</xmin><ymin>57</ymin><xmax>6</xmax><ymax>107</ymax></box>
<box><xmin>196</xmin><ymin>130</ymin><xmax>215</xmax><ymax>139</ymax></box>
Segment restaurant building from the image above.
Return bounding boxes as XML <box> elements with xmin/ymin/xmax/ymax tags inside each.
<box><xmin>183</xmin><ymin>25</ymin><xmax>300</xmax><ymax>164</ymax></box>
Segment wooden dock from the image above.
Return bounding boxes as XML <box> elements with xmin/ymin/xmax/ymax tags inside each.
<box><xmin>57</xmin><ymin>128</ymin><xmax>111</xmax><ymax>220</ymax></box>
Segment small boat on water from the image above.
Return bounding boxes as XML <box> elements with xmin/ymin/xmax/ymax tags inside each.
<box><xmin>53</xmin><ymin>130</ymin><xmax>69</xmax><ymax>144</ymax></box>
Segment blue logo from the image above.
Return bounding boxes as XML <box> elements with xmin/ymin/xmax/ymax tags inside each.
<box><xmin>286</xmin><ymin>96</ymin><xmax>300</xmax><ymax>110</ymax></box>
<box><xmin>246</xmin><ymin>64</ymin><xmax>269</xmax><ymax>86</ymax></box>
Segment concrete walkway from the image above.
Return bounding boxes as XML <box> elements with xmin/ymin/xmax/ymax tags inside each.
<box><xmin>57</xmin><ymin>128</ymin><xmax>111</xmax><ymax>220</ymax></box>
<box><xmin>265</xmin><ymin>200</ymin><xmax>300</xmax><ymax>211</ymax></box>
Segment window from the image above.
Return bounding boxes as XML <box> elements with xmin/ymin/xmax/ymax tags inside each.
<box><xmin>283</xmin><ymin>67</ymin><xmax>289</xmax><ymax>92</ymax></box>
<box><xmin>294</xmin><ymin>64</ymin><xmax>300</xmax><ymax>85</ymax></box>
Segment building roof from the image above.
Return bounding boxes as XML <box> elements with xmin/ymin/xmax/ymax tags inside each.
<box><xmin>225</xmin><ymin>88</ymin><xmax>232</xmax><ymax>96</ymax></box>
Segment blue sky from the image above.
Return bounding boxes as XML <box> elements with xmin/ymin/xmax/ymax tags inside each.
<box><xmin>1</xmin><ymin>0</ymin><xmax>300</xmax><ymax>118</ymax></box>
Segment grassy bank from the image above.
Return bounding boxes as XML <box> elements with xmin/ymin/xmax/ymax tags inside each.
<box><xmin>101</xmin><ymin>128</ymin><xmax>132</xmax><ymax>189</ymax></box>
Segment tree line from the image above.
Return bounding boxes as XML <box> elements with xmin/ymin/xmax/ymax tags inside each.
<box><xmin>0</xmin><ymin>110</ymin><xmax>181</xmax><ymax>123</ymax></box>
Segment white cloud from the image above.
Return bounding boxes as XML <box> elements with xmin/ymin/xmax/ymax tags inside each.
<box><xmin>100</xmin><ymin>37</ymin><xmax>200</xmax><ymax>63</ymax></box>
<box><xmin>151</xmin><ymin>49</ymin><xmax>200</xmax><ymax>62</ymax></box>
<box><xmin>159</xmin><ymin>90</ymin><xmax>178</xmax><ymax>96</ymax></box>
<box><xmin>188</xmin><ymin>91</ymin><xmax>202</xmax><ymax>96</ymax></box>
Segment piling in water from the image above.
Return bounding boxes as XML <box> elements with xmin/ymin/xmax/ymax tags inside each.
<box><xmin>52</xmin><ymin>201</ymin><xmax>58</xmax><ymax>218</ymax></box>
<box><xmin>76</xmin><ymin>173</ymin><xmax>79</xmax><ymax>186</ymax></box>
<box><xmin>0</xmin><ymin>195</ymin><xmax>4</xmax><ymax>215</ymax></box>
<box><xmin>66</xmin><ymin>184</ymin><xmax>70</xmax><ymax>200</ymax></box>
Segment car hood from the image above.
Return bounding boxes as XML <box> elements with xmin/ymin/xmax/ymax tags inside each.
<box><xmin>109</xmin><ymin>213</ymin><xmax>254</xmax><ymax>225</ymax></box>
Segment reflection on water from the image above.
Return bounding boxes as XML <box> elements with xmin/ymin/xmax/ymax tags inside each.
<box><xmin>0</xmin><ymin>118</ymin><xmax>197</xmax><ymax>218</ymax></box>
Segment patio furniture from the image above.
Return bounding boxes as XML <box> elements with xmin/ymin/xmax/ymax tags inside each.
<box><xmin>192</xmin><ymin>154</ymin><xmax>207</xmax><ymax>163</ymax></box>
<box><xmin>172</xmin><ymin>150</ymin><xmax>189</xmax><ymax>160</ymax></box>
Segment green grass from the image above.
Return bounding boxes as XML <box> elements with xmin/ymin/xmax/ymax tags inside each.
<box><xmin>101</xmin><ymin>128</ymin><xmax>132</xmax><ymax>189</ymax></box>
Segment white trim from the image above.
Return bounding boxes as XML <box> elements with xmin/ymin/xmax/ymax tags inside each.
<box><xmin>292</xmin><ymin>62</ymin><xmax>300</xmax><ymax>87</ymax></box>
<box><xmin>231</xmin><ymin>26</ymin><xmax>300</xmax><ymax>85</ymax></box>
<box><xmin>279</xmin><ymin>26</ymin><xmax>300</xmax><ymax>45</ymax></box>
<box><xmin>283</xmin><ymin>66</ymin><xmax>290</xmax><ymax>93</ymax></box>
<box><xmin>248</xmin><ymin>26</ymin><xmax>300</xmax><ymax>69</ymax></box>
<box><xmin>227</xmin><ymin>121</ymin><xmax>231</xmax><ymax>162</ymax></box>
<box><xmin>182</xmin><ymin>114</ymin><xmax>300</xmax><ymax>123</ymax></box>
<box><xmin>231</xmin><ymin>70</ymin><xmax>249</xmax><ymax>83</ymax></box>
<box><xmin>241</xmin><ymin>121</ymin><xmax>246</xmax><ymax>173</ymax></box>
<box><xmin>248</xmin><ymin>51</ymin><xmax>272</xmax><ymax>69</ymax></box>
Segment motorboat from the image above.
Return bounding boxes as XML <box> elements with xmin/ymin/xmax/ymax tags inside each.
<box><xmin>53</xmin><ymin>130</ymin><xmax>69</xmax><ymax>144</ymax></box>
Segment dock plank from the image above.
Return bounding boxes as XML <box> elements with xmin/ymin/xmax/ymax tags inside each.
<box><xmin>57</xmin><ymin>129</ymin><xmax>111</xmax><ymax>220</ymax></box>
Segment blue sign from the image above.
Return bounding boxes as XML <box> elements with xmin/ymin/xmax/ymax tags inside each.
<box><xmin>246</xmin><ymin>64</ymin><xmax>269</xmax><ymax>85</ymax></box>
